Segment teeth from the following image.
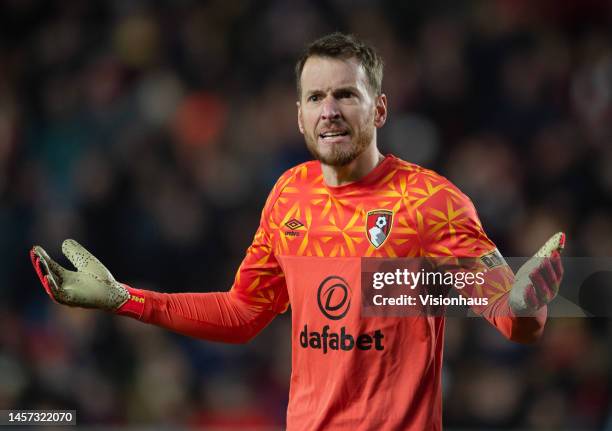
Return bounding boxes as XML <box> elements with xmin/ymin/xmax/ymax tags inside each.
<box><xmin>321</xmin><ymin>132</ymin><xmax>346</xmax><ymax>138</ymax></box>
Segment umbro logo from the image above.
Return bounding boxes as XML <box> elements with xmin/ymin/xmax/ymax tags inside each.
<box><xmin>285</xmin><ymin>219</ymin><xmax>304</xmax><ymax>230</ymax></box>
<box><xmin>284</xmin><ymin>218</ymin><xmax>304</xmax><ymax>236</ymax></box>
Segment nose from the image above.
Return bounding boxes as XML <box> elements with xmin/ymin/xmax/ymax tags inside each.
<box><xmin>320</xmin><ymin>95</ymin><xmax>341</xmax><ymax>121</ymax></box>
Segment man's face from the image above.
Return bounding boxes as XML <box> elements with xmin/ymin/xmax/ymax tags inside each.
<box><xmin>297</xmin><ymin>56</ymin><xmax>386</xmax><ymax>166</ymax></box>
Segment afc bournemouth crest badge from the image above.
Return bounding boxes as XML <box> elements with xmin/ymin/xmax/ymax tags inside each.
<box><xmin>366</xmin><ymin>209</ymin><xmax>393</xmax><ymax>248</ymax></box>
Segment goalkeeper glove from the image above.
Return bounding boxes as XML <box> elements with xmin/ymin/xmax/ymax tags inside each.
<box><xmin>30</xmin><ymin>239</ymin><xmax>129</xmax><ymax>311</ymax></box>
<box><xmin>509</xmin><ymin>232</ymin><xmax>565</xmax><ymax>315</ymax></box>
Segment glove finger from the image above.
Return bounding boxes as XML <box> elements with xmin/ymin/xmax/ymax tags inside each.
<box><xmin>30</xmin><ymin>248</ymin><xmax>64</xmax><ymax>302</ymax></box>
<box><xmin>32</xmin><ymin>246</ymin><xmax>67</xmax><ymax>279</ymax></box>
<box><xmin>539</xmin><ymin>258</ymin><xmax>559</xmax><ymax>301</ymax></box>
<box><xmin>39</xmin><ymin>257</ymin><xmax>65</xmax><ymax>298</ymax></box>
<box><xmin>523</xmin><ymin>283</ymin><xmax>541</xmax><ymax>310</ymax></box>
<box><xmin>550</xmin><ymin>251</ymin><xmax>564</xmax><ymax>281</ymax></box>
<box><xmin>534</xmin><ymin>232</ymin><xmax>565</xmax><ymax>258</ymax></box>
<box><xmin>45</xmin><ymin>274</ymin><xmax>64</xmax><ymax>299</ymax></box>
<box><xmin>62</xmin><ymin>239</ymin><xmax>110</xmax><ymax>278</ymax></box>
<box><xmin>30</xmin><ymin>249</ymin><xmax>54</xmax><ymax>300</ymax></box>
<box><xmin>530</xmin><ymin>269</ymin><xmax>556</xmax><ymax>304</ymax></box>
<box><xmin>537</xmin><ymin>252</ymin><xmax>564</xmax><ymax>303</ymax></box>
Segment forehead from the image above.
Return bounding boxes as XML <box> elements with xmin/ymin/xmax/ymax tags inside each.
<box><xmin>300</xmin><ymin>56</ymin><xmax>369</xmax><ymax>93</ymax></box>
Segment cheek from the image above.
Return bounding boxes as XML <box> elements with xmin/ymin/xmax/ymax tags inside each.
<box><xmin>351</xmin><ymin>108</ymin><xmax>373</xmax><ymax>128</ymax></box>
<box><xmin>301</xmin><ymin>111</ymin><xmax>318</xmax><ymax>131</ymax></box>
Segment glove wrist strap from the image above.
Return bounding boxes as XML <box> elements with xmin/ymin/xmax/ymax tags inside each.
<box><xmin>115</xmin><ymin>285</ymin><xmax>146</xmax><ymax>319</ymax></box>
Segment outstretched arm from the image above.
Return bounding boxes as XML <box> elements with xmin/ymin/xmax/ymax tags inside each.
<box><xmin>30</xmin><ymin>239</ymin><xmax>282</xmax><ymax>344</ymax></box>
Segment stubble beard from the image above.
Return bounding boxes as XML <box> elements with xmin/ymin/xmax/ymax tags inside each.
<box><xmin>304</xmin><ymin>121</ymin><xmax>375</xmax><ymax>167</ymax></box>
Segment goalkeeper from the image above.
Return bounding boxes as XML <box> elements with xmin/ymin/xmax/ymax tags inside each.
<box><xmin>31</xmin><ymin>33</ymin><xmax>565</xmax><ymax>430</ymax></box>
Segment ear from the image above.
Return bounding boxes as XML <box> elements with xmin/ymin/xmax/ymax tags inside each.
<box><xmin>297</xmin><ymin>101</ymin><xmax>304</xmax><ymax>134</ymax></box>
<box><xmin>373</xmin><ymin>94</ymin><xmax>387</xmax><ymax>128</ymax></box>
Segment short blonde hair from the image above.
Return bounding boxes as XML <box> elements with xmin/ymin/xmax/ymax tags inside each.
<box><xmin>295</xmin><ymin>32</ymin><xmax>384</xmax><ymax>98</ymax></box>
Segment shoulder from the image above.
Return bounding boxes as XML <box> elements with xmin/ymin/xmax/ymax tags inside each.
<box><xmin>392</xmin><ymin>158</ymin><xmax>495</xmax><ymax>254</ymax></box>
<box><xmin>386</xmin><ymin>155</ymin><xmax>475</xmax><ymax>212</ymax></box>
<box><xmin>389</xmin><ymin>156</ymin><xmax>466</xmax><ymax>195</ymax></box>
<box><xmin>264</xmin><ymin>160</ymin><xmax>321</xmax><ymax>209</ymax></box>
<box><xmin>270</xmin><ymin>160</ymin><xmax>320</xmax><ymax>194</ymax></box>
<box><xmin>384</xmin><ymin>155</ymin><xmax>438</xmax><ymax>181</ymax></box>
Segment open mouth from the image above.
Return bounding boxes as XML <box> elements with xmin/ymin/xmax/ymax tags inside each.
<box><xmin>319</xmin><ymin>130</ymin><xmax>350</xmax><ymax>141</ymax></box>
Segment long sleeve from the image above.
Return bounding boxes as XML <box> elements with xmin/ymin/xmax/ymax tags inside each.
<box><xmin>116</xmin><ymin>287</ymin><xmax>277</xmax><ymax>344</ymax></box>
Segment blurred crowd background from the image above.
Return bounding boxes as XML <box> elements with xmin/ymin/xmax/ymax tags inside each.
<box><xmin>1</xmin><ymin>0</ymin><xmax>611</xmax><ymax>429</ymax></box>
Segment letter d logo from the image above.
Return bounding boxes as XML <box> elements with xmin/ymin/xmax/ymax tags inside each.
<box><xmin>317</xmin><ymin>275</ymin><xmax>351</xmax><ymax>320</ymax></box>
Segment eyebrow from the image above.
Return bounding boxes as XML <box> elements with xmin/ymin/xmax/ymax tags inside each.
<box><xmin>304</xmin><ymin>86</ymin><xmax>362</xmax><ymax>97</ymax></box>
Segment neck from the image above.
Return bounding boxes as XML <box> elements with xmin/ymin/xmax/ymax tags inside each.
<box><xmin>321</xmin><ymin>144</ymin><xmax>384</xmax><ymax>187</ymax></box>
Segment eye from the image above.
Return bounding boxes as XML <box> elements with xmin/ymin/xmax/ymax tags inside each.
<box><xmin>307</xmin><ymin>94</ymin><xmax>321</xmax><ymax>102</ymax></box>
<box><xmin>337</xmin><ymin>90</ymin><xmax>354</xmax><ymax>99</ymax></box>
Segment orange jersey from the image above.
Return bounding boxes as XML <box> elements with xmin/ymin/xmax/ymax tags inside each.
<box><xmin>119</xmin><ymin>154</ymin><xmax>546</xmax><ymax>428</ymax></box>
<box><xmin>228</xmin><ymin>154</ymin><xmax>543</xmax><ymax>430</ymax></box>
